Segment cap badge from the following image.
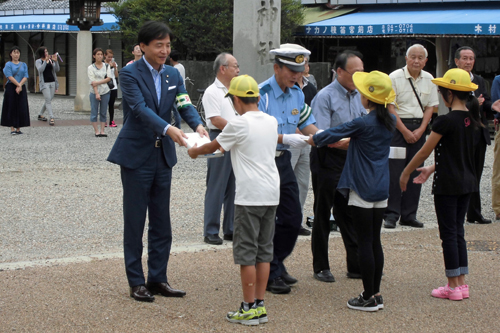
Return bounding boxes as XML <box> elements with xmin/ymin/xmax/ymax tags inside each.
<box><xmin>294</xmin><ymin>55</ymin><xmax>304</xmax><ymax>64</ymax></box>
<box><xmin>368</xmin><ymin>86</ymin><xmax>375</xmax><ymax>92</ymax></box>
<box><xmin>291</xmin><ymin>108</ymin><xmax>299</xmax><ymax>115</ymax></box>
<box><xmin>450</xmin><ymin>79</ymin><xmax>456</xmax><ymax>84</ymax></box>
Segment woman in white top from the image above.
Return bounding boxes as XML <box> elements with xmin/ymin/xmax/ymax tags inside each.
<box><xmin>88</xmin><ymin>48</ymin><xmax>111</xmax><ymax>137</ymax></box>
<box><xmin>104</xmin><ymin>49</ymin><xmax>119</xmax><ymax>128</ymax></box>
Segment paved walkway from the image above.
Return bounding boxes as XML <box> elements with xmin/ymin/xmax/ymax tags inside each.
<box><xmin>1</xmin><ymin>223</ymin><xmax>499</xmax><ymax>332</ymax></box>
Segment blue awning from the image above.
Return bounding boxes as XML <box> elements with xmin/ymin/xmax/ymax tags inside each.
<box><xmin>300</xmin><ymin>5</ymin><xmax>500</xmax><ymax>37</ymax></box>
<box><xmin>0</xmin><ymin>14</ymin><xmax>119</xmax><ymax>32</ymax></box>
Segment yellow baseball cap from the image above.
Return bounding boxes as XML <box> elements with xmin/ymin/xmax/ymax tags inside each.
<box><xmin>432</xmin><ymin>68</ymin><xmax>478</xmax><ymax>92</ymax></box>
<box><xmin>225</xmin><ymin>75</ymin><xmax>260</xmax><ymax>98</ymax></box>
<box><xmin>353</xmin><ymin>70</ymin><xmax>396</xmax><ymax>107</ymax></box>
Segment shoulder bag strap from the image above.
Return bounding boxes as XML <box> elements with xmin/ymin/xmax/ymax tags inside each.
<box><xmin>403</xmin><ymin>69</ymin><xmax>424</xmax><ymax>112</ymax></box>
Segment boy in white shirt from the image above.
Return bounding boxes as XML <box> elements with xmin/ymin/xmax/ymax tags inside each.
<box><xmin>188</xmin><ymin>75</ymin><xmax>280</xmax><ymax>326</ymax></box>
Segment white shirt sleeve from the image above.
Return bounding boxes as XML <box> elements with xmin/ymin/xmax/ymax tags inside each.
<box><xmin>203</xmin><ymin>86</ymin><xmax>222</xmax><ymax>119</ymax></box>
<box><xmin>216</xmin><ymin>118</ymin><xmax>245</xmax><ymax>152</ymax></box>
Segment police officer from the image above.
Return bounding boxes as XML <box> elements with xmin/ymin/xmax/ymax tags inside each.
<box><xmin>258</xmin><ymin>44</ymin><xmax>320</xmax><ymax>294</ymax></box>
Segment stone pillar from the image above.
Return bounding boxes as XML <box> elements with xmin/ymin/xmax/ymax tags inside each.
<box><xmin>233</xmin><ymin>0</ymin><xmax>281</xmax><ymax>84</ymax></box>
<box><xmin>74</xmin><ymin>30</ymin><xmax>92</xmax><ymax>112</ymax></box>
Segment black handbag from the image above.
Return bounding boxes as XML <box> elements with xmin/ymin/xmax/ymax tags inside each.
<box><xmin>105</xmin><ymin>64</ymin><xmax>115</xmax><ymax>89</ymax></box>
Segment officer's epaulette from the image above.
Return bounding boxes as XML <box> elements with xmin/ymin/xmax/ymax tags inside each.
<box><xmin>259</xmin><ymin>84</ymin><xmax>272</xmax><ymax>95</ymax></box>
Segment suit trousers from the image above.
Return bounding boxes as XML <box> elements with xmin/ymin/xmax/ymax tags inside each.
<box><xmin>385</xmin><ymin>122</ymin><xmax>426</xmax><ymax>222</ymax></box>
<box><xmin>492</xmin><ymin>131</ymin><xmax>500</xmax><ymax>216</ymax></box>
<box><xmin>268</xmin><ymin>151</ymin><xmax>302</xmax><ymax>281</ymax></box>
<box><xmin>466</xmin><ymin>137</ymin><xmax>487</xmax><ymax>221</ymax></box>
<box><xmin>203</xmin><ymin>130</ymin><xmax>235</xmax><ymax>236</ymax></box>
<box><xmin>121</xmin><ymin>147</ymin><xmax>173</xmax><ymax>287</ymax></box>
<box><xmin>310</xmin><ymin>146</ymin><xmax>360</xmax><ymax>274</ymax></box>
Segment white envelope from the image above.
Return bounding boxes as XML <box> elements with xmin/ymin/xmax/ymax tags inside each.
<box><xmin>184</xmin><ymin>133</ymin><xmax>223</xmax><ymax>158</ymax></box>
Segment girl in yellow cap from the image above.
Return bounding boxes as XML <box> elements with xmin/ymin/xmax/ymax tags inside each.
<box><xmin>400</xmin><ymin>68</ymin><xmax>483</xmax><ymax>301</ymax></box>
<box><xmin>308</xmin><ymin>70</ymin><xmax>396</xmax><ymax>312</ymax></box>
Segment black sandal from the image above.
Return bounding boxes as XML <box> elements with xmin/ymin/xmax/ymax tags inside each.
<box><xmin>38</xmin><ymin>115</ymin><xmax>47</xmax><ymax>121</ymax></box>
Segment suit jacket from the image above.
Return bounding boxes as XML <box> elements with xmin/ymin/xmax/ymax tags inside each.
<box><xmin>470</xmin><ymin>75</ymin><xmax>491</xmax><ymax>146</ymax></box>
<box><xmin>108</xmin><ymin>58</ymin><xmax>202</xmax><ymax>169</ymax></box>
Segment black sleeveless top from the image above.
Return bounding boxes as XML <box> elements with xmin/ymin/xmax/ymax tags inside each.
<box><xmin>43</xmin><ymin>61</ymin><xmax>55</xmax><ymax>83</ymax></box>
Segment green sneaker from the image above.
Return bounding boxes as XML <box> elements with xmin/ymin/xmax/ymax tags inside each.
<box><xmin>253</xmin><ymin>302</ymin><xmax>268</xmax><ymax>324</ymax></box>
<box><xmin>226</xmin><ymin>303</ymin><xmax>259</xmax><ymax>326</ymax></box>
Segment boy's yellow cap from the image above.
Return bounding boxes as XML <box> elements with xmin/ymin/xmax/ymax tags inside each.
<box><xmin>225</xmin><ymin>75</ymin><xmax>260</xmax><ymax>98</ymax></box>
<box><xmin>431</xmin><ymin>68</ymin><xmax>478</xmax><ymax>92</ymax></box>
<box><xmin>353</xmin><ymin>70</ymin><xmax>396</xmax><ymax>107</ymax></box>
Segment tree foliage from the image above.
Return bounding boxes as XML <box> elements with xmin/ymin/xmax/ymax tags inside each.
<box><xmin>281</xmin><ymin>0</ymin><xmax>305</xmax><ymax>44</ymax></box>
<box><xmin>110</xmin><ymin>0</ymin><xmax>304</xmax><ymax>61</ymax></box>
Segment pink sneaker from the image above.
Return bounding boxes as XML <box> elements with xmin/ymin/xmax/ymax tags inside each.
<box><xmin>431</xmin><ymin>284</ymin><xmax>463</xmax><ymax>301</ymax></box>
<box><xmin>110</xmin><ymin>121</ymin><xmax>117</xmax><ymax>127</ymax></box>
<box><xmin>461</xmin><ymin>284</ymin><xmax>469</xmax><ymax>299</ymax></box>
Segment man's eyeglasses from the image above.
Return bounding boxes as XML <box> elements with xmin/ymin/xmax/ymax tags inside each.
<box><xmin>224</xmin><ymin>64</ymin><xmax>240</xmax><ymax>69</ymax></box>
<box><xmin>340</xmin><ymin>68</ymin><xmax>355</xmax><ymax>76</ymax></box>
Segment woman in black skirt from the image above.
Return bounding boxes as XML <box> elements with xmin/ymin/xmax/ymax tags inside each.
<box><xmin>1</xmin><ymin>46</ymin><xmax>30</xmax><ymax>134</ymax></box>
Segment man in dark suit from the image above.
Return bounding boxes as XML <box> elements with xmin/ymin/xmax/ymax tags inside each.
<box><xmin>108</xmin><ymin>21</ymin><xmax>207</xmax><ymax>302</ymax></box>
<box><xmin>454</xmin><ymin>46</ymin><xmax>492</xmax><ymax>224</ymax></box>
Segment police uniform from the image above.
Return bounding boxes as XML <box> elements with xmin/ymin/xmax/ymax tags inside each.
<box><xmin>258</xmin><ymin>45</ymin><xmax>316</xmax><ymax>287</ymax></box>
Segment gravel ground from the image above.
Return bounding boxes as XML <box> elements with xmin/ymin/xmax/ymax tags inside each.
<box><xmin>0</xmin><ymin>93</ymin><xmax>496</xmax><ymax>264</ymax></box>
<box><xmin>1</xmin><ymin>94</ymin><xmax>499</xmax><ymax>332</ymax></box>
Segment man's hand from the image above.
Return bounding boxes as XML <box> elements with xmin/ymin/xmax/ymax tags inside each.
<box><xmin>196</xmin><ymin>124</ymin><xmax>209</xmax><ymax>138</ymax></box>
<box><xmin>402</xmin><ymin>128</ymin><xmax>418</xmax><ymax>144</ymax></box>
<box><xmin>187</xmin><ymin>143</ymin><xmax>198</xmax><ymax>159</ymax></box>
<box><xmin>478</xmin><ymin>94</ymin><xmax>484</xmax><ymax>106</ymax></box>
<box><xmin>166</xmin><ymin>126</ymin><xmax>188</xmax><ymax>147</ymax></box>
<box><xmin>282</xmin><ymin>134</ymin><xmax>309</xmax><ymax>149</ymax></box>
<box><xmin>328</xmin><ymin>138</ymin><xmax>349</xmax><ymax>150</ymax></box>
<box><xmin>412</xmin><ymin>126</ymin><xmax>426</xmax><ymax>141</ymax></box>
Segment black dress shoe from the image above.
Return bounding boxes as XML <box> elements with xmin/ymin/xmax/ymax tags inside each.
<box><xmin>266</xmin><ymin>277</ymin><xmax>291</xmax><ymax>294</ymax></box>
<box><xmin>298</xmin><ymin>226</ymin><xmax>311</xmax><ymax>236</ymax></box>
<box><xmin>204</xmin><ymin>234</ymin><xmax>223</xmax><ymax>245</ymax></box>
<box><xmin>146</xmin><ymin>282</ymin><xmax>186</xmax><ymax>298</ymax></box>
<box><xmin>384</xmin><ymin>219</ymin><xmax>397</xmax><ymax>229</ymax></box>
<box><xmin>468</xmin><ymin>216</ymin><xmax>492</xmax><ymax>224</ymax></box>
<box><xmin>281</xmin><ymin>271</ymin><xmax>298</xmax><ymax>286</ymax></box>
<box><xmin>400</xmin><ymin>219</ymin><xmax>423</xmax><ymax>228</ymax></box>
<box><xmin>313</xmin><ymin>270</ymin><xmax>335</xmax><ymax>283</ymax></box>
<box><xmin>346</xmin><ymin>272</ymin><xmax>363</xmax><ymax>279</ymax></box>
<box><xmin>130</xmin><ymin>285</ymin><xmax>155</xmax><ymax>302</ymax></box>
<box><xmin>223</xmin><ymin>234</ymin><xmax>233</xmax><ymax>241</ymax></box>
